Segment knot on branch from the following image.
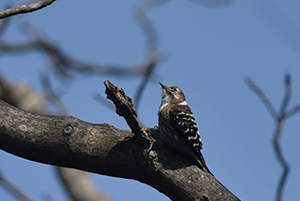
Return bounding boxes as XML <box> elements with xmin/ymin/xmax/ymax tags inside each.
<box><xmin>63</xmin><ymin>124</ymin><xmax>74</xmax><ymax>136</ymax></box>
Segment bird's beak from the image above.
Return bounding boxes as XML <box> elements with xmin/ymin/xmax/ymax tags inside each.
<box><xmin>159</xmin><ymin>82</ymin><xmax>166</xmax><ymax>89</ymax></box>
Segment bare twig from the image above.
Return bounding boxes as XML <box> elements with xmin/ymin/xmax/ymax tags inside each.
<box><xmin>41</xmin><ymin>75</ymin><xmax>68</xmax><ymax>116</ymax></box>
<box><xmin>133</xmin><ymin>0</ymin><xmax>165</xmax><ymax>109</ymax></box>
<box><xmin>136</xmin><ymin>0</ymin><xmax>161</xmax><ymax>54</ymax></box>
<box><xmin>279</xmin><ymin>74</ymin><xmax>291</xmax><ymax>117</ymax></box>
<box><xmin>0</xmin><ymin>0</ymin><xmax>56</xmax><ymax>20</ymax></box>
<box><xmin>0</xmin><ymin>170</ymin><xmax>37</xmax><ymax>201</ymax></box>
<box><xmin>246</xmin><ymin>75</ymin><xmax>300</xmax><ymax>201</ymax></box>
<box><xmin>246</xmin><ymin>77</ymin><xmax>278</xmax><ymax>120</ymax></box>
<box><xmin>190</xmin><ymin>0</ymin><xmax>235</xmax><ymax>8</ymax></box>
<box><xmin>285</xmin><ymin>104</ymin><xmax>300</xmax><ymax>119</ymax></box>
<box><xmin>134</xmin><ymin>55</ymin><xmax>157</xmax><ymax>109</ymax></box>
<box><xmin>94</xmin><ymin>93</ymin><xmax>116</xmax><ymax>110</ymax></box>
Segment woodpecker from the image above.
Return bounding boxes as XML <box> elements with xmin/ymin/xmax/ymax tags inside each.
<box><xmin>158</xmin><ymin>82</ymin><xmax>212</xmax><ymax>174</ymax></box>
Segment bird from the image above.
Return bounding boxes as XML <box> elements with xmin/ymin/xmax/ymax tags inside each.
<box><xmin>158</xmin><ymin>82</ymin><xmax>212</xmax><ymax>174</ymax></box>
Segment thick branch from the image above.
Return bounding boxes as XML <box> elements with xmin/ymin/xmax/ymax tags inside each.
<box><xmin>0</xmin><ymin>97</ymin><xmax>240</xmax><ymax>201</ymax></box>
<box><xmin>0</xmin><ymin>99</ymin><xmax>138</xmax><ymax>177</ymax></box>
<box><xmin>0</xmin><ymin>0</ymin><xmax>56</xmax><ymax>19</ymax></box>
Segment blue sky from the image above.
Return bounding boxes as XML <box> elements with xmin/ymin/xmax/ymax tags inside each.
<box><xmin>0</xmin><ymin>0</ymin><xmax>300</xmax><ymax>200</ymax></box>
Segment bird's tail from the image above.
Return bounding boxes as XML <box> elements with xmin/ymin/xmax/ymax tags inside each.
<box><xmin>195</xmin><ymin>153</ymin><xmax>213</xmax><ymax>176</ymax></box>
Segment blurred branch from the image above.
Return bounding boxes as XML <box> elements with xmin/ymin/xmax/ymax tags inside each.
<box><xmin>133</xmin><ymin>0</ymin><xmax>164</xmax><ymax>109</ymax></box>
<box><xmin>94</xmin><ymin>93</ymin><xmax>116</xmax><ymax>110</ymax></box>
<box><xmin>0</xmin><ymin>73</ymin><xmax>18</xmax><ymax>106</ymax></box>
<box><xmin>273</xmin><ymin>119</ymin><xmax>287</xmax><ymax>201</ymax></box>
<box><xmin>57</xmin><ymin>168</ymin><xmax>112</xmax><ymax>201</ymax></box>
<box><xmin>0</xmin><ymin>73</ymin><xmax>50</xmax><ymax>114</ymax></box>
<box><xmin>0</xmin><ymin>170</ymin><xmax>36</xmax><ymax>201</ymax></box>
<box><xmin>41</xmin><ymin>75</ymin><xmax>68</xmax><ymax>116</ymax></box>
<box><xmin>190</xmin><ymin>0</ymin><xmax>235</xmax><ymax>8</ymax></box>
<box><xmin>0</xmin><ymin>0</ymin><xmax>56</xmax><ymax>20</ymax></box>
<box><xmin>246</xmin><ymin>74</ymin><xmax>300</xmax><ymax>201</ymax></box>
<box><xmin>0</xmin><ymin>37</ymin><xmax>157</xmax><ymax>77</ymax></box>
<box><xmin>250</xmin><ymin>1</ymin><xmax>300</xmax><ymax>56</ymax></box>
<box><xmin>285</xmin><ymin>104</ymin><xmax>300</xmax><ymax>119</ymax></box>
<box><xmin>0</xmin><ymin>17</ymin><xmax>10</xmax><ymax>35</ymax></box>
<box><xmin>279</xmin><ymin>74</ymin><xmax>291</xmax><ymax>117</ymax></box>
<box><xmin>0</xmin><ymin>1</ymin><xmax>164</xmax><ymax>110</ymax></box>
<box><xmin>134</xmin><ymin>56</ymin><xmax>157</xmax><ymax>109</ymax></box>
<box><xmin>136</xmin><ymin>0</ymin><xmax>160</xmax><ymax>54</ymax></box>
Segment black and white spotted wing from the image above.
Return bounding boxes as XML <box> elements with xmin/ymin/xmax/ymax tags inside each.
<box><xmin>168</xmin><ymin>104</ymin><xmax>213</xmax><ymax>174</ymax></box>
<box><xmin>169</xmin><ymin>105</ymin><xmax>203</xmax><ymax>151</ymax></box>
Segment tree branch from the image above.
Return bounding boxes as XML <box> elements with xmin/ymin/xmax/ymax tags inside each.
<box><xmin>0</xmin><ymin>81</ymin><xmax>240</xmax><ymax>201</ymax></box>
<box><xmin>0</xmin><ymin>0</ymin><xmax>56</xmax><ymax>20</ymax></box>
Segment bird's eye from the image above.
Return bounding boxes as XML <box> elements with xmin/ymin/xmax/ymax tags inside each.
<box><xmin>169</xmin><ymin>86</ymin><xmax>180</xmax><ymax>92</ymax></box>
